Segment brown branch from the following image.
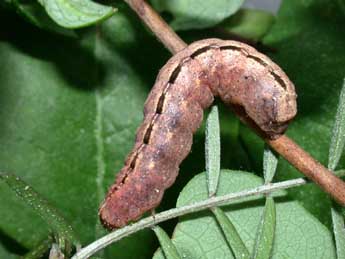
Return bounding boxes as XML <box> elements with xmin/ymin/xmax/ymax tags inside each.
<box><xmin>123</xmin><ymin>0</ymin><xmax>345</xmax><ymax>205</ymax></box>
<box><xmin>268</xmin><ymin>136</ymin><xmax>345</xmax><ymax>205</ymax></box>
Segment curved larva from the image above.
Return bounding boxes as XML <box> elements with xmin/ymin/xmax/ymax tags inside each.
<box><xmin>99</xmin><ymin>38</ymin><xmax>297</xmax><ymax>229</ymax></box>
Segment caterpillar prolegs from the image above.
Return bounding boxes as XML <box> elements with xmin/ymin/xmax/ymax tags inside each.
<box><xmin>99</xmin><ymin>38</ymin><xmax>297</xmax><ymax>229</ymax></box>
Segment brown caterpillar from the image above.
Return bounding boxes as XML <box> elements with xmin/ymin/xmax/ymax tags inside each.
<box><xmin>99</xmin><ymin>38</ymin><xmax>297</xmax><ymax>229</ymax></box>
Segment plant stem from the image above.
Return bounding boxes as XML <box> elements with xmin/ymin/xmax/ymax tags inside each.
<box><xmin>123</xmin><ymin>0</ymin><xmax>345</xmax><ymax>206</ymax></box>
<box><xmin>72</xmin><ymin>177</ymin><xmax>306</xmax><ymax>259</ymax></box>
<box><xmin>268</xmin><ymin>136</ymin><xmax>345</xmax><ymax>205</ymax></box>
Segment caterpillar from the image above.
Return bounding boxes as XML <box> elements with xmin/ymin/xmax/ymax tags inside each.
<box><xmin>99</xmin><ymin>38</ymin><xmax>297</xmax><ymax>229</ymax></box>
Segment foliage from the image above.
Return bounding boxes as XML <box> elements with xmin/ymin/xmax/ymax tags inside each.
<box><xmin>0</xmin><ymin>0</ymin><xmax>344</xmax><ymax>258</ymax></box>
<box><xmin>153</xmin><ymin>170</ymin><xmax>335</xmax><ymax>259</ymax></box>
<box><xmin>151</xmin><ymin>0</ymin><xmax>244</xmax><ymax>30</ymax></box>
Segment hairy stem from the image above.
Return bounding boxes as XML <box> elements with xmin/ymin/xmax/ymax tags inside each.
<box><xmin>123</xmin><ymin>0</ymin><xmax>345</xmax><ymax>205</ymax></box>
<box><xmin>72</xmin><ymin>177</ymin><xmax>306</xmax><ymax>259</ymax></box>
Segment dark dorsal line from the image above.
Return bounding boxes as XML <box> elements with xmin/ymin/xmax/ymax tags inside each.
<box><xmin>168</xmin><ymin>65</ymin><xmax>182</xmax><ymax>84</ymax></box>
<box><xmin>190</xmin><ymin>46</ymin><xmax>213</xmax><ymax>58</ymax></box>
<box><xmin>247</xmin><ymin>54</ymin><xmax>268</xmax><ymax>67</ymax></box>
<box><xmin>270</xmin><ymin>71</ymin><xmax>287</xmax><ymax>90</ymax></box>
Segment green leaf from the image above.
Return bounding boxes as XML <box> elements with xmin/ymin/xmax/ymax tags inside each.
<box><xmin>0</xmin><ymin>243</ymin><xmax>16</xmax><ymax>259</ymax></box>
<box><xmin>212</xmin><ymin>207</ymin><xmax>250</xmax><ymax>259</ymax></box>
<box><xmin>24</xmin><ymin>235</ymin><xmax>53</xmax><ymax>259</ymax></box>
<box><xmin>0</xmin><ymin>9</ymin><xmax>166</xmax><ymax>258</ymax></box>
<box><xmin>39</xmin><ymin>0</ymin><xmax>116</xmax><ymax>28</ymax></box>
<box><xmin>8</xmin><ymin>0</ymin><xmax>77</xmax><ymax>36</ymax></box>
<box><xmin>219</xmin><ymin>8</ymin><xmax>275</xmax><ymax>42</ymax></box>
<box><xmin>240</xmin><ymin>0</ymin><xmax>345</xmax><ymax>226</ymax></box>
<box><xmin>335</xmin><ymin>169</ymin><xmax>345</xmax><ymax>177</ymax></box>
<box><xmin>153</xmin><ymin>170</ymin><xmax>335</xmax><ymax>259</ymax></box>
<box><xmin>337</xmin><ymin>0</ymin><xmax>345</xmax><ymax>14</ymax></box>
<box><xmin>263</xmin><ymin>145</ymin><xmax>278</xmax><ymax>184</ymax></box>
<box><xmin>253</xmin><ymin>197</ymin><xmax>276</xmax><ymax>259</ymax></box>
<box><xmin>331</xmin><ymin>206</ymin><xmax>345</xmax><ymax>258</ymax></box>
<box><xmin>153</xmin><ymin>226</ymin><xmax>181</xmax><ymax>259</ymax></box>
<box><xmin>2</xmin><ymin>1</ymin><xmax>343</xmax><ymax>258</ymax></box>
<box><xmin>0</xmin><ymin>173</ymin><xmax>79</xmax><ymax>254</ymax></box>
<box><xmin>328</xmin><ymin>79</ymin><xmax>345</xmax><ymax>171</ymax></box>
<box><xmin>206</xmin><ymin>105</ymin><xmax>221</xmax><ymax>197</ymax></box>
<box><xmin>328</xmin><ymin>79</ymin><xmax>345</xmax><ymax>259</ymax></box>
<box><xmin>151</xmin><ymin>0</ymin><xmax>244</xmax><ymax>30</ymax></box>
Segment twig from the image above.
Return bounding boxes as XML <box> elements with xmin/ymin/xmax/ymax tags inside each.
<box><xmin>268</xmin><ymin>136</ymin><xmax>345</xmax><ymax>205</ymax></box>
<box><xmin>72</xmin><ymin>177</ymin><xmax>306</xmax><ymax>259</ymax></box>
<box><xmin>123</xmin><ymin>0</ymin><xmax>345</xmax><ymax>206</ymax></box>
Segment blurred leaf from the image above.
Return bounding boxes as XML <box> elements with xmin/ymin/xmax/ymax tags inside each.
<box><xmin>151</xmin><ymin>0</ymin><xmax>244</xmax><ymax>30</ymax></box>
<box><xmin>337</xmin><ymin>0</ymin><xmax>345</xmax><ymax>14</ymax></box>
<box><xmin>8</xmin><ymin>0</ymin><xmax>77</xmax><ymax>36</ymax></box>
<box><xmin>220</xmin><ymin>8</ymin><xmax>275</xmax><ymax>42</ymax></box>
<box><xmin>153</xmin><ymin>170</ymin><xmax>335</xmax><ymax>259</ymax></box>
<box><xmin>38</xmin><ymin>0</ymin><xmax>116</xmax><ymax>28</ymax></box>
<box><xmin>335</xmin><ymin>169</ymin><xmax>345</xmax><ymax>178</ymax></box>
<box><xmin>240</xmin><ymin>0</ymin><xmax>345</xmax><ymax>227</ymax></box>
<box><xmin>0</xmin><ymin>243</ymin><xmax>16</xmax><ymax>259</ymax></box>
<box><xmin>153</xmin><ymin>226</ymin><xmax>181</xmax><ymax>259</ymax></box>
<box><xmin>253</xmin><ymin>197</ymin><xmax>276</xmax><ymax>259</ymax></box>
<box><xmin>212</xmin><ymin>207</ymin><xmax>250</xmax><ymax>259</ymax></box>
<box><xmin>24</xmin><ymin>235</ymin><xmax>53</xmax><ymax>259</ymax></box>
<box><xmin>263</xmin><ymin>145</ymin><xmax>278</xmax><ymax>184</ymax></box>
<box><xmin>205</xmin><ymin>105</ymin><xmax>221</xmax><ymax>197</ymax></box>
<box><xmin>0</xmin><ymin>173</ymin><xmax>79</xmax><ymax>255</ymax></box>
<box><xmin>0</xmin><ymin>0</ymin><xmax>11</xmax><ymax>7</ymax></box>
<box><xmin>0</xmin><ymin>8</ymin><xmax>168</xmax><ymax>258</ymax></box>
<box><xmin>328</xmin><ymin>79</ymin><xmax>345</xmax><ymax>171</ymax></box>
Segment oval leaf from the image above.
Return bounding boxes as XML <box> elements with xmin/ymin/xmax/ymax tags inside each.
<box><xmin>151</xmin><ymin>0</ymin><xmax>244</xmax><ymax>30</ymax></box>
<box><xmin>206</xmin><ymin>105</ymin><xmax>221</xmax><ymax>197</ymax></box>
<box><xmin>220</xmin><ymin>9</ymin><xmax>275</xmax><ymax>42</ymax></box>
<box><xmin>39</xmin><ymin>0</ymin><xmax>116</xmax><ymax>28</ymax></box>
<box><xmin>153</xmin><ymin>170</ymin><xmax>335</xmax><ymax>259</ymax></box>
